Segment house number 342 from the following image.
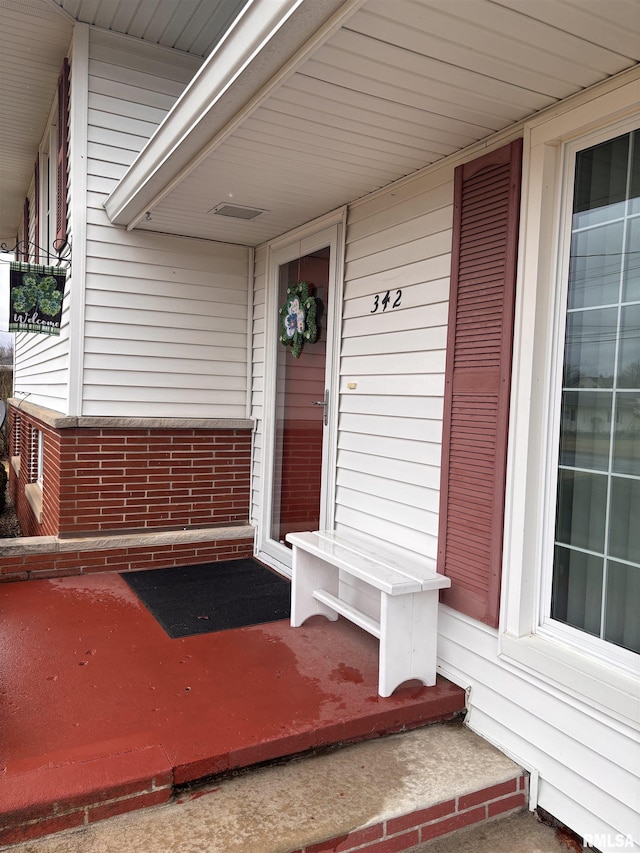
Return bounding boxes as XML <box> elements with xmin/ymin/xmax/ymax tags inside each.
<box><xmin>371</xmin><ymin>289</ymin><xmax>402</xmax><ymax>313</ymax></box>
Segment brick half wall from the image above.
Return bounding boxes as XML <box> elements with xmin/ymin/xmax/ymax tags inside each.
<box><xmin>8</xmin><ymin>403</ymin><xmax>253</xmax><ymax>539</ymax></box>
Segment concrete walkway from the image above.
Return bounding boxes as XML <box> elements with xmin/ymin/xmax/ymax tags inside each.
<box><xmin>0</xmin><ymin>723</ymin><xmax>563</xmax><ymax>853</ymax></box>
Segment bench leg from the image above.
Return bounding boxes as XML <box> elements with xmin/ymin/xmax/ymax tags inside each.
<box><xmin>378</xmin><ymin>590</ymin><xmax>439</xmax><ymax>697</ymax></box>
<box><xmin>290</xmin><ymin>548</ymin><xmax>339</xmax><ymax>627</ymax></box>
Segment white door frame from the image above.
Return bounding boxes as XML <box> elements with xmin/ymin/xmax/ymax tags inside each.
<box><xmin>256</xmin><ymin>209</ymin><xmax>346</xmax><ymax>577</ymax></box>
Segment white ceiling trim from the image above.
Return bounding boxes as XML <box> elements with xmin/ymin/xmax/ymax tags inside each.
<box><xmin>105</xmin><ymin>0</ymin><xmax>367</xmax><ymax>231</ymax></box>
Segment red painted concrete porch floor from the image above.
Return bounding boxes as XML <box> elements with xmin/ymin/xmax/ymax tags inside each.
<box><xmin>0</xmin><ymin>572</ymin><xmax>464</xmax><ymax>845</ymax></box>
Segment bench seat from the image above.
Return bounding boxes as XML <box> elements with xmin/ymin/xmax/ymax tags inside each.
<box><xmin>286</xmin><ymin>530</ymin><xmax>451</xmax><ymax>697</ymax></box>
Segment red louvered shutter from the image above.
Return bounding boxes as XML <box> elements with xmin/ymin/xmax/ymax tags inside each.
<box><xmin>55</xmin><ymin>58</ymin><xmax>69</xmax><ymax>250</ymax></box>
<box><xmin>437</xmin><ymin>139</ymin><xmax>522</xmax><ymax>628</ymax></box>
<box><xmin>22</xmin><ymin>198</ymin><xmax>29</xmax><ymax>260</ymax></box>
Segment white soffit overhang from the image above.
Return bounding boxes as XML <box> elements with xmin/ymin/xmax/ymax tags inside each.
<box><xmin>0</xmin><ymin>0</ymin><xmax>74</xmax><ymax>246</ymax></box>
<box><xmin>104</xmin><ymin>0</ymin><xmax>367</xmax><ymax>229</ymax></box>
<box><xmin>105</xmin><ymin>0</ymin><xmax>640</xmax><ymax>246</ymax></box>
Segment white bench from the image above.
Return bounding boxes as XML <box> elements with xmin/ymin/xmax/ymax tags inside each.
<box><xmin>286</xmin><ymin>530</ymin><xmax>451</xmax><ymax>697</ymax></box>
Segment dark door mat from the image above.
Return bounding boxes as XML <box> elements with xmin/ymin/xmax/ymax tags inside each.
<box><xmin>121</xmin><ymin>559</ymin><xmax>291</xmax><ymax>639</ymax></box>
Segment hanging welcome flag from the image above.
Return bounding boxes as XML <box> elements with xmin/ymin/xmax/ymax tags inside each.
<box><xmin>9</xmin><ymin>262</ymin><xmax>66</xmax><ymax>335</ymax></box>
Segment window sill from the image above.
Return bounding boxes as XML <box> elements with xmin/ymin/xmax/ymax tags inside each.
<box><xmin>25</xmin><ymin>483</ymin><xmax>42</xmax><ymax>524</ymax></box>
<box><xmin>11</xmin><ymin>456</ymin><xmax>20</xmax><ymax>476</ymax></box>
<box><xmin>500</xmin><ymin>632</ymin><xmax>639</xmax><ymax>730</ymax></box>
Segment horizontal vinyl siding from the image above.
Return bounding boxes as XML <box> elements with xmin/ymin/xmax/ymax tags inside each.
<box><xmin>438</xmin><ymin>609</ymin><xmax>640</xmax><ymax>848</ymax></box>
<box><xmin>13</xmin><ymin>100</ymin><xmax>70</xmax><ymax>414</ymax></box>
<box><xmin>84</xmin><ymin>30</ymin><xmax>250</xmax><ymax>418</ymax></box>
<box><xmin>339</xmin><ymin>148</ymin><xmax>638</xmax><ymax>848</ymax></box>
<box><xmin>250</xmin><ymin>246</ymin><xmax>268</xmax><ymax>527</ymax></box>
<box><xmin>338</xmin><ymin>169</ymin><xmax>454</xmax><ymax>562</ymax></box>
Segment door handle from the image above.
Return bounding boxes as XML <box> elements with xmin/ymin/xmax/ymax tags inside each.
<box><xmin>310</xmin><ymin>390</ymin><xmax>329</xmax><ymax>425</ymax></box>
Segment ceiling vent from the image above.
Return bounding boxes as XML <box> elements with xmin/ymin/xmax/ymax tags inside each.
<box><xmin>208</xmin><ymin>202</ymin><xmax>267</xmax><ymax>220</ymax></box>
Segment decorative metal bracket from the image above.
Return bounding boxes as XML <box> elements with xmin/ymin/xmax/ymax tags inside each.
<box><xmin>0</xmin><ymin>239</ymin><xmax>71</xmax><ymax>270</ymax></box>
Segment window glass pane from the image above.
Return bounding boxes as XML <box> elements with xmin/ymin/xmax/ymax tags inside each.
<box><xmin>555</xmin><ymin>469</ymin><xmax>607</xmax><ymax>552</ymax></box>
<box><xmin>573</xmin><ymin>132</ymin><xmax>629</xmax><ymax>227</ymax></box>
<box><xmin>559</xmin><ymin>390</ymin><xmax>612</xmax><ymax>471</ymax></box>
<box><xmin>630</xmin><ymin>131</ymin><xmax>640</xmax><ymax>215</ymax></box>
<box><xmin>612</xmin><ymin>393</ymin><xmax>640</xmax><ymax>476</ymax></box>
<box><xmin>567</xmin><ymin>223</ymin><xmax>624</xmax><ymax>309</ymax></box>
<box><xmin>605</xmin><ymin>561</ymin><xmax>640</xmax><ymax>653</ymax></box>
<box><xmin>552</xmin><ymin>128</ymin><xmax>640</xmax><ymax>654</ymax></box>
<box><xmin>552</xmin><ymin>545</ymin><xmax>603</xmax><ymax>637</ymax></box>
<box><xmin>563</xmin><ymin>307</ymin><xmax>617</xmax><ymax>388</ymax></box>
<box><xmin>617</xmin><ymin>304</ymin><xmax>640</xmax><ymax>387</ymax></box>
<box><xmin>608</xmin><ymin>476</ymin><xmax>640</xmax><ymax>563</ymax></box>
<box><xmin>623</xmin><ymin>216</ymin><xmax>640</xmax><ymax>302</ymax></box>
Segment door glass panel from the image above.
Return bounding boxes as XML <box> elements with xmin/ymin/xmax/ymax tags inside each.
<box><xmin>270</xmin><ymin>249</ymin><xmax>329</xmax><ymax>545</ymax></box>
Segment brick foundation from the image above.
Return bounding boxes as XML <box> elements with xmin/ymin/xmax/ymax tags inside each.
<box><xmin>1</xmin><ymin>770</ymin><xmax>526</xmax><ymax>848</ymax></box>
<box><xmin>3</xmin><ymin>402</ymin><xmax>256</xmax><ymax>580</ymax></box>
<box><xmin>8</xmin><ymin>402</ymin><xmax>252</xmax><ymax>539</ymax></box>
<box><xmin>0</xmin><ymin>746</ymin><xmax>174</xmax><ymax>847</ymax></box>
<box><xmin>0</xmin><ymin>530</ymin><xmax>255</xmax><ymax>582</ymax></box>
<box><xmin>294</xmin><ymin>775</ymin><xmax>528</xmax><ymax>853</ymax></box>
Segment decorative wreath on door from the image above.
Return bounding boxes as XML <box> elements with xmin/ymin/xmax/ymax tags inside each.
<box><xmin>278</xmin><ymin>281</ymin><xmax>319</xmax><ymax>358</ymax></box>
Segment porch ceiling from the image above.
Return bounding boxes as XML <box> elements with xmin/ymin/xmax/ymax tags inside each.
<box><xmin>112</xmin><ymin>0</ymin><xmax>640</xmax><ymax>247</ymax></box>
<box><xmin>1</xmin><ymin>1</ymin><xmax>639</xmax><ymax>251</ymax></box>
<box><xmin>0</xmin><ymin>0</ymin><xmax>247</xmax><ymax>247</ymax></box>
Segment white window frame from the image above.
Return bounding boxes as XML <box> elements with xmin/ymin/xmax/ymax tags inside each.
<box><xmin>499</xmin><ymin>74</ymin><xmax>640</xmax><ymax>729</ymax></box>
<box><xmin>539</xmin><ymin>123</ymin><xmax>640</xmax><ymax>672</ymax></box>
<box><xmin>25</xmin><ymin>425</ymin><xmax>44</xmax><ymax>523</ymax></box>
<box><xmin>36</xmin><ymin>111</ymin><xmax>59</xmax><ymax>263</ymax></box>
<box><xmin>11</xmin><ymin>412</ymin><xmax>21</xmax><ymax>475</ymax></box>
<box><xmin>28</xmin><ymin>427</ymin><xmax>44</xmax><ymax>486</ymax></box>
<box><xmin>36</xmin><ymin>429</ymin><xmax>44</xmax><ymax>487</ymax></box>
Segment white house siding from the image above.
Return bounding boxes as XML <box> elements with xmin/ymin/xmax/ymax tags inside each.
<box><xmin>438</xmin><ymin>607</ymin><xmax>640</xmax><ymax>851</ymax></box>
<box><xmin>82</xmin><ymin>29</ymin><xmax>251</xmax><ymax>418</ymax></box>
<box><xmin>250</xmin><ymin>245</ymin><xmax>267</xmax><ymax>526</ymax></box>
<box><xmin>339</xmin><ymin>173</ymin><xmax>453</xmax><ymax>564</ymax></box>
<box><xmin>337</xmin><ymin>127</ymin><xmax>639</xmax><ymax>848</ymax></box>
<box><xmin>247</xmin><ymin>75</ymin><xmax>639</xmax><ymax>847</ymax></box>
<box><xmin>13</xmin><ymin>85</ymin><xmax>72</xmax><ymax>413</ymax></box>
<box><xmin>13</xmin><ymin>315</ymin><xmax>70</xmax><ymax>411</ymax></box>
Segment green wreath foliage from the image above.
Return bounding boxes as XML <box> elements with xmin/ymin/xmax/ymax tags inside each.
<box><xmin>279</xmin><ymin>281</ymin><xmax>319</xmax><ymax>358</ymax></box>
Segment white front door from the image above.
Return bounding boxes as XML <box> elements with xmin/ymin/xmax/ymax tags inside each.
<box><xmin>258</xmin><ymin>222</ymin><xmax>343</xmax><ymax>575</ymax></box>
